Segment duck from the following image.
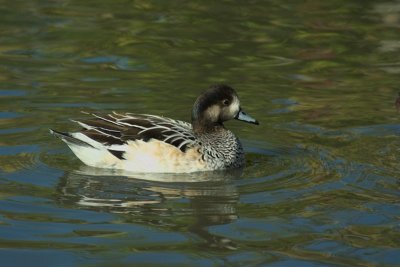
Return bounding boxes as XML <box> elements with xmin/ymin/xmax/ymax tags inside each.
<box><xmin>50</xmin><ymin>84</ymin><xmax>259</xmax><ymax>173</ymax></box>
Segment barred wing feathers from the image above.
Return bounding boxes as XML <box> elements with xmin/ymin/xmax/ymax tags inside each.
<box><xmin>74</xmin><ymin>112</ymin><xmax>197</xmax><ymax>152</ymax></box>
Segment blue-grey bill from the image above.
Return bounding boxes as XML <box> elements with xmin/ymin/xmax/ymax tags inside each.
<box><xmin>235</xmin><ymin>110</ymin><xmax>259</xmax><ymax>125</ymax></box>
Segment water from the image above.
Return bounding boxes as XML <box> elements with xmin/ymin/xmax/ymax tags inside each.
<box><xmin>1</xmin><ymin>1</ymin><xmax>400</xmax><ymax>266</ymax></box>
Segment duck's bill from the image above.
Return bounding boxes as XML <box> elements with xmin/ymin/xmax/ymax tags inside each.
<box><xmin>235</xmin><ymin>109</ymin><xmax>259</xmax><ymax>125</ymax></box>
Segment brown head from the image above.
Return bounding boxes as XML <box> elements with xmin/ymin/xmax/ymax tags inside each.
<box><xmin>191</xmin><ymin>84</ymin><xmax>258</xmax><ymax>133</ymax></box>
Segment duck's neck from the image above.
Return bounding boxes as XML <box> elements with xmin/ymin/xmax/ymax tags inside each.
<box><xmin>192</xmin><ymin>118</ymin><xmax>224</xmax><ymax>135</ymax></box>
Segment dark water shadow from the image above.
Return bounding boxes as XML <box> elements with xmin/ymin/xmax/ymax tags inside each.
<box><xmin>55</xmin><ymin>168</ymin><xmax>242</xmax><ymax>250</ymax></box>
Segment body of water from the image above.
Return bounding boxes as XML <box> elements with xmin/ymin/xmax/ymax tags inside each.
<box><xmin>1</xmin><ymin>1</ymin><xmax>400</xmax><ymax>266</ymax></box>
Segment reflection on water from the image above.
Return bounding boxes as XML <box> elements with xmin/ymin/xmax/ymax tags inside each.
<box><xmin>57</xmin><ymin>170</ymin><xmax>239</xmax><ymax>250</ymax></box>
<box><xmin>73</xmin><ymin>165</ymin><xmax>244</xmax><ymax>183</ymax></box>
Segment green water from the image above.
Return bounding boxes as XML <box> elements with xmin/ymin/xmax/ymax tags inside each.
<box><xmin>1</xmin><ymin>1</ymin><xmax>400</xmax><ymax>266</ymax></box>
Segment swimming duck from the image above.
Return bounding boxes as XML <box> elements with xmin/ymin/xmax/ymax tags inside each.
<box><xmin>50</xmin><ymin>84</ymin><xmax>259</xmax><ymax>173</ymax></box>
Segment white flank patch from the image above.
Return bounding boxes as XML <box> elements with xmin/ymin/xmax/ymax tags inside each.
<box><xmin>70</xmin><ymin>132</ymin><xmax>102</xmax><ymax>148</ymax></box>
<box><xmin>67</xmin><ymin>143</ymin><xmax>119</xmax><ymax>168</ymax></box>
<box><xmin>63</xmin><ymin>132</ymin><xmax>120</xmax><ymax>168</ymax></box>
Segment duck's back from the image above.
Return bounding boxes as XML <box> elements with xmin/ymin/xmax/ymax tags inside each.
<box><xmin>52</xmin><ymin>112</ymin><xmax>209</xmax><ymax>173</ymax></box>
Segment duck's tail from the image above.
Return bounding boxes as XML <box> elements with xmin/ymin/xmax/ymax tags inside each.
<box><xmin>49</xmin><ymin>129</ymin><xmax>124</xmax><ymax>168</ymax></box>
<box><xmin>49</xmin><ymin>129</ymin><xmax>94</xmax><ymax>148</ymax></box>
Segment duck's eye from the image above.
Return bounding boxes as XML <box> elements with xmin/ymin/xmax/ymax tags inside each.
<box><xmin>222</xmin><ymin>99</ymin><xmax>230</xmax><ymax>106</ymax></box>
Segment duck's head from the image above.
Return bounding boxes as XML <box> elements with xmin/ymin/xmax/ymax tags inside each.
<box><xmin>191</xmin><ymin>84</ymin><xmax>259</xmax><ymax>133</ymax></box>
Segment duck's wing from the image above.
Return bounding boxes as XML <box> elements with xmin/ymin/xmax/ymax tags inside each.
<box><xmin>70</xmin><ymin>111</ymin><xmax>197</xmax><ymax>152</ymax></box>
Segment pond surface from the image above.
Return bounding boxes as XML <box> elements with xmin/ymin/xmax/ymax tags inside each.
<box><xmin>1</xmin><ymin>1</ymin><xmax>400</xmax><ymax>266</ymax></box>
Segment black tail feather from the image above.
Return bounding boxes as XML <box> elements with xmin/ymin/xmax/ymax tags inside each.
<box><xmin>49</xmin><ymin>129</ymin><xmax>94</xmax><ymax>148</ymax></box>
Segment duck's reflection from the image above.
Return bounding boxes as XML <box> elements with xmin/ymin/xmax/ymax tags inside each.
<box><xmin>56</xmin><ymin>167</ymin><xmax>241</xmax><ymax>250</ymax></box>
